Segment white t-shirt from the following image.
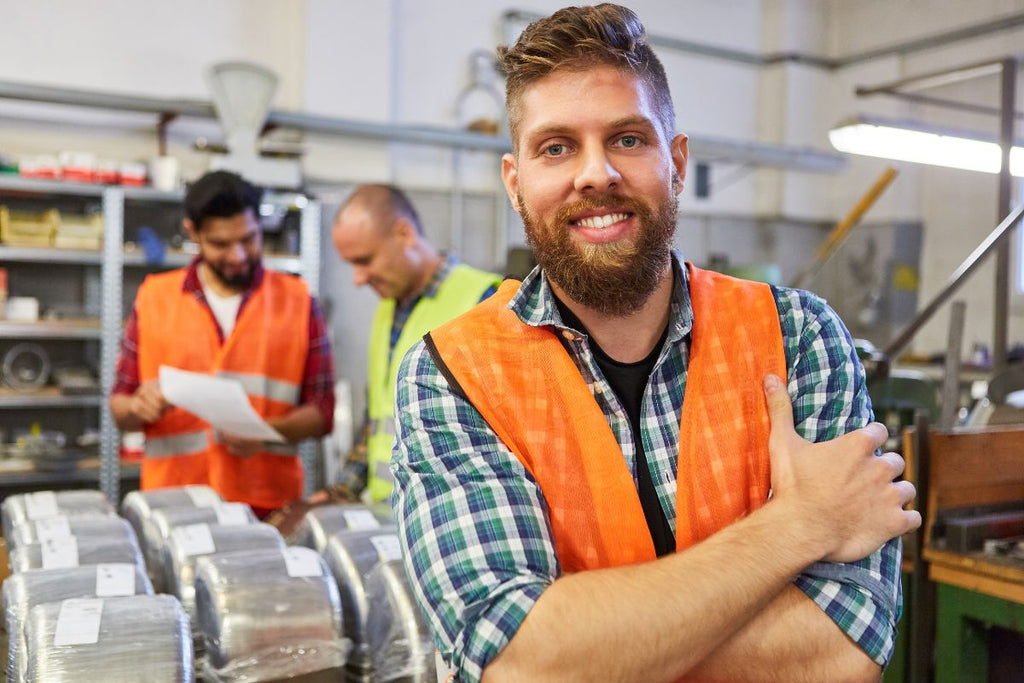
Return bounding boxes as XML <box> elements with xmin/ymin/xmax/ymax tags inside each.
<box><xmin>201</xmin><ymin>280</ymin><xmax>243</xmax><ymax>338</ymax></box>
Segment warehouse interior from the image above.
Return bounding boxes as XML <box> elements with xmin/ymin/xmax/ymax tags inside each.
<box><xmin>0</xmin><ymin>1</ymin><xmax>1022</xmax><ymax>681</ymax></box>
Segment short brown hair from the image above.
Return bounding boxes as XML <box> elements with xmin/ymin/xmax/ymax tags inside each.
<box><xmin>497</xmin><ymin>4</ymin><xmax>676</xmax><ymax>153</ymax></box>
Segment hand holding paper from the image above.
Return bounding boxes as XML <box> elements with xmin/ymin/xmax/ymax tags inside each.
<box><xmin>158</xmin><ymin>366</ymin><xmax>286</xmax><ymax>443</ymax></box>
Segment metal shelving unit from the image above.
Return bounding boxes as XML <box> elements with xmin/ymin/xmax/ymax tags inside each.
<box><xmin>1</xmin><ymin>176</ymin><xmax>321</xmax><ymax>501</ymax></box>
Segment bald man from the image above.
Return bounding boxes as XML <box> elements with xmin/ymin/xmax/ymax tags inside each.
<box><xmin>327</xmin><ymin>184</ymin><xmax>502</xmax><ymax>503</ymax></box>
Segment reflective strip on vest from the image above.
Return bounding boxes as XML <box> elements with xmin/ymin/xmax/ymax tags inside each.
<box><xmin>216</xmin><ymin>371</ymin><xmax>301</xmax><ymax>406</ymax></box>
<box><xmin>368</xmin><ymin>417</ymin><xmax>396</xmax><ymax>437</ymax></box>
<box><xmin>145</xmin><ymin>430</ymin><xmax>209</xmax><ymax>458</ymax></box>
<box><xmin>374</xmin><ymin>459</ymin><xmax>395</xmax><ymax>485</ymax></box>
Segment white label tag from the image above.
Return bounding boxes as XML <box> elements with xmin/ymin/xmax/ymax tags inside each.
<box><xmin>214</xmin><ymin>503</ymin><xmax>249</xmax><ymax>526</ymax></box>
<box><xmin>95</xmin><ymin>564</ymin><xmax>136</xmax><ymax>597</ymax></box>
<box><xmin>282</xmin><ymin>547</ymin><xmax>322</xmax><ymax>578</ymax></box>
<box><xmin>35</xmin><ymin>516</ymin><xmax>72</xmax><ymax>542</ymax></box>
<box><xmin>342</xmin><ymin>509</ymin><xmax>380</xmax><ymax>530</ymax></box>
<box><xmin>25</xmin><ymin>491</ymin><xmax>59</xmax><ymax>520</ymax></box>
<box><xmin>184</xmin><ymin>486</ymin><xmax>220</xmax><ymax>508</ymax></box>
<box><xmin>53</xmin><ymin>598</ymin><xmax>104</xmax><ymax>647</ymax></box>
<box><xmin>172</xmin><ymin>523</ymin><xmax>216</xmax><ymax>556</ymax></box>
<box><xmin>41</xmin><ymin>536</ymin><xmax>79</xmax><ymax>569</ymax></box>
<box><xmin>370</xmin><ymin>534</ymin><xmax>403</xmax><ymax>562</ymax></box>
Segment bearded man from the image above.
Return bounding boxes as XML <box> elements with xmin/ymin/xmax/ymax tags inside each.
<box><xmin>110</xmin><ymin>170</ymin><xmax>335</xmax><ymax>517</ymax></box>
<box><xmin>389</xmin><ymin>5</ymin><xmax>918</xmax><ymax>682</ymax></box>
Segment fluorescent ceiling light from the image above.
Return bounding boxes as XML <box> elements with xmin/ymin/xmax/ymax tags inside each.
<box><xmin>829</xmin><ymin>118</ymin><xmax>1023</xmax><ymax>177</ymax></box>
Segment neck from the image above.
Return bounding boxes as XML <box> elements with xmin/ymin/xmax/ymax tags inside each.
<box><xmin>398</xmin><ymin>248</ymin><xmax>443</xmax><ymax>307</ymax></box>
<box><xmin>198</xmin><ymin>262</ymin><xmax>244</xmax><ymax>298</ymax></box>
<box><xmin>550</xmin><ymin>261</ymin><xmax>674</xmax><ymax>363</ymax></box>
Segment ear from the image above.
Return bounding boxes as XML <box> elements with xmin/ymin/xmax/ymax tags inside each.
<box><xmin>501</xmin><ymin>153</ymin><xmax>522</xmax><ymax>213</ymax></box>
<box><xmin>671</xmin><ymin>133</ymin><xmax>689</xmax><ymax>194</ymax></box>
<box><xmin>183</xmin><ymin>218</ymin><xmax>199</xmax><ymax>242</ymax></box>
<box><xmin>393</xmin><ymin>217</ymin><xmax>418</xmax><ymax>247</ymax></box>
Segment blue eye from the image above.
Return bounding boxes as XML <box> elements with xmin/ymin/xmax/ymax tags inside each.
<box><xmin>545</xmin><ymin>143</ymin><xmax>566</xmax><ymax>156</ymax></box>
<box><xmin>619</xmin><ymin>136</ymin><xmax>639</xmax><ymax>148</ymax></box>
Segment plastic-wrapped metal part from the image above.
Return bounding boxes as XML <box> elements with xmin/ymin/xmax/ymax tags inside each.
<box><xmin>3</xmin><ymin>563</ymin><xmax>153</xmax><ymax>683</ymax></box>
<box><xmin>120</xmin><ymin>486</ymin><xmax>223</xmax><ymax>589</ymax></box>
<box><xmin>194</xmin><ymin>547</ymin><xmax>349</xmax><ymax>682</ymax></box>
<box><xmin>163</xmin><ymin>522</ymin><xmax>284</xmax><ymax>626</ymax></box>
<box><xmin>8</xmin><ymin>533</ymin><xmax>144</xmax><ymax>574</ymax></box>
<box><xmin>2</xmin><ymin>490</ymin><xmax>116</xmax><ymax>540</ymax></box>
<box><xmin>365</xmin><ymin>560</ymin><xmax>436</xmax><ymax>683</ymax></box>
<box><xmin>7</xmin><ymin>516</ymin><xmax>137</xmax><ymax>554</ymax></box>
<box><xmin>321</xmin><ymin>527</ymin><xmax>400</xmax><ymax>677</ymax></box>
<box><xmin>23</xmin><ymin>594</ymin><xmax>194</xmax><ymax>682</ymax></box>
<box><xmin>293</xmin><ymin>502</ymin><xmax>395</xmax><ymax>552</ymax></box>
<box><xmin>144</xmin><ymin>503</ymin><xmax>257</xmax><ymax>592</ymax></box>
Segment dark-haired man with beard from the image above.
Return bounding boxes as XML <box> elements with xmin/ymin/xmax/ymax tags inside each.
<box><xmin>110</xmin><ymin>170</ymin><xmax>335</xmax><ymax>517</ymax></box>
<box><xmin>390</xmin><ymin>4</ymin><xmax>918</xmax><ymax>682</ymax></box>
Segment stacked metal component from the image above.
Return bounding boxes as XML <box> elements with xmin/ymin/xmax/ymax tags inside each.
<box><xmin>162</xmin><ymin>522</ymin><xmax>286</xmax><ymax>629</ymax></box>
<box><xmin>6</xmin><ymin>517</ymin><xmax>136</xmax><ymax>551</ymax></box>
<box><xmin>194</xmin><ymin>547</ymin><xmax>348</xmax><ymax>682</ymax></box>
<box><xmin>294</xmin><ymin>502</ymin><xmax>395</xmax><ymax>552</ymax></box>
<box><xmin>7</xmin><ymin>534</ymin><xmax>144</xmax><ymax>574</ymax></box>
<box><xmin>145</xmin><ymin>503</ymin><xmax>258</xmax><ymax>592</ymax></box>
<box><xmin>321</xmin><ymin>526</ymin><xmax>401</xmax><ymax>680</ymax></box>
<box><xmin>365</xmin><ymin>559</ymin><xmax>437</xmax><ymax>683</ymax></box>
<box><xmin>2</xmin><ymin>490</ymin><xmax>116</xmax><ymax>540</ymax></box>
<box><xmin>3</xmin><ymin>564</ymin><xmax>153</xmax><ymax>683</ymax></box>
<box><xmin>22</xmin><ymin>594</ymin><xmax>193</xmax><ymax>682</ymax></box>
<box><xmin>119</xmin><ymin>486</ymin><xmax>223</xmax><ymax>590</ymax></box>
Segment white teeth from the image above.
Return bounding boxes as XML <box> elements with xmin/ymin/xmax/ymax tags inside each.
<box><xmin>576</xmin><ymin>213</ymin><xmax>628</xmax><ymax>229</ymax></box>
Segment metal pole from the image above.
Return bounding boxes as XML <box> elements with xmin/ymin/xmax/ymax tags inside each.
<box><xmin>882</xmin><ymin>203</ymin><xmax>1024</xmax><ymax>359</ymax></box>
<box><xmin>939</xmin><ymin>301</ymin><xmax>966</xmax><ymax>429</ymax></box>
<box><xmin>993</xmin><ymin>58</ymin><xmax>1017</xmax><ymax>373</ymax></box>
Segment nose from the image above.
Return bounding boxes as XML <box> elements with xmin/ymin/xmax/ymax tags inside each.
<box><xmin>226</xmin><ymin>241</ymin><xmax>245</xmax><ymax>264</ymax></box>
<box><xmin>574</xmin><ymin>144</ymin><xmax>621</xmax><ymax>193</ymax></box>
<box><xmin>352</xmin><ymin>265</ymin><xmax>370</xmax><ymax>287</ymax></box>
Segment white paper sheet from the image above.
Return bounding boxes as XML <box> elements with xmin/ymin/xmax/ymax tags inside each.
<box><xmin>158</xmin><ymin>366</ymin><xmax>285</xmax><ymax>443</ymax></box>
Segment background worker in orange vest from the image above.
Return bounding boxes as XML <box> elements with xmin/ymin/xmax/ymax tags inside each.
<box><xmin>390</xmin><ymin>5</ymin><xmax>920</xmax><ymax>682</ymax></box>
<box><xmin>110</xmin><ymin>170</ymin><xmax>335</xmax><ymax>518</ymax></box>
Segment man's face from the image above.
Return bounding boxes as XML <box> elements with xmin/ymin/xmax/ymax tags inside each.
<box><xmin>189</xmin><ymin>209</ymin><xmax>262</xmax><ymax>289</ymax></box>
<box><xmin>501</xmin><ymin>65</ymin><xmax>688</xmax><ymax>315</ymax></box>
<box><xmin>332</xmin><ymin>206</ymin><xmax>417</xmax><ymax>301</ymax></box>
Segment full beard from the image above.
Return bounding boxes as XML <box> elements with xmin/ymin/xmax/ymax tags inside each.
<box><xmin>207</xmin><ymin>257</ymin><xmax>260</xmax><ymax>289</ymax></box>
<box><xmin>520</xmin><ymin>187</ymin><xmax>678</xmax><ymax>316</ymax></box>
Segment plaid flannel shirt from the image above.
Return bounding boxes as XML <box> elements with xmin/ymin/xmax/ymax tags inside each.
<box><xmin>392</xmin><ymin>252</ymin><xmax>902</xmax><ymax>682</ymax></box>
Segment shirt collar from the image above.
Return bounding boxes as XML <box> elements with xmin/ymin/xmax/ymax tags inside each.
<box><xmin>508</xmin><ymin>249</ymin><xmax>693</xmax><ymax>344</ymax></box>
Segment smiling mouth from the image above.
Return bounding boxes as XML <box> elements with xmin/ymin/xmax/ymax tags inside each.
<box><xmin>571</xmin><ymin>212</ymin><xmax>631</xmax><ymax>229</ymax></box>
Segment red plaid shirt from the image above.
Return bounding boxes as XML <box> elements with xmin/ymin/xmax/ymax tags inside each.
<box><xmin>113</xmin><ymin>257</ymin><xmax>335</xmax><ymax>433</ymax></box>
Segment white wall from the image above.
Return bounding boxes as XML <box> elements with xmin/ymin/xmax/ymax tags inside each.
<box><xmin>2</xmin><ymin>0</ymin><xmax>1023</xmax><ymax>404</ymax></box>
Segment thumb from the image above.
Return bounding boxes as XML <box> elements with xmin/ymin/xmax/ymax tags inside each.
<box><xmin>763</xmin><ymin>373</ymin><xmax>798</xmax><ymax>451</ymax></box>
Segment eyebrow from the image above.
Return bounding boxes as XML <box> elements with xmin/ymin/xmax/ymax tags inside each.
<box><xmin>525</xmin><ymin>115</ymin><xmax>658</xmax><ymax>142</ymax></box>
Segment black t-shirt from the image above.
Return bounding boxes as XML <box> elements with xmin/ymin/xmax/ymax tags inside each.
<box><xmin>553</xmin><ymin>296</ymin><xmax>675</xmax><ymax>557</ymax></box>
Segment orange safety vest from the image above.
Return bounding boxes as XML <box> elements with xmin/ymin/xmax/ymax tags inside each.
<box><xmin>427</xmin><ymin>264</ymin><xmax>786</xmax><ymax>572</ymax></box>
<box><xmin>135</xmin><ymin>267</ymin><xmax>312</xmax><ymax>509</ymax></box>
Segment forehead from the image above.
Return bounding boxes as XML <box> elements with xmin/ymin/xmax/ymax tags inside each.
<box><xmin>516</xmin><ymin>65</ymin><xmax>657</xmax><ymax>140</ymax></box>
<box><xmin>198</xmin><ymin>210</ymin><xmax>259</xmax><ymax>240</ymax></box>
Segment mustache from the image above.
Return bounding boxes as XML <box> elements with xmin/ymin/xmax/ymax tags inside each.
<box><xmin>553</xmin><ymin>192</ymin><xmax>650</xmax><ymax>227</ymax></box>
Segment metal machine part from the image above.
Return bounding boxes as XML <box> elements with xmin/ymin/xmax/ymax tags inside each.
<box><xmin>1</xmin><ymin>343</ymin><xmax>50</xmax><ymax>390</ymax></box>
<box><xmin>23</xmin><ymin>595</ymin><xmax>193</xmax><ymax>683</ymax></box>
<box><xmin>1</xmin><ymin>490</ymin><xmax>115</xmax><ymax>541</ymax></box>
<box><xmin>321</xmin><ymin>527</ymin><xmax>400</xmax><ymax>677</ymax></box>
<box><xmin>295</xmin><ymin>503</ymin><xmax>396</xmax><ymax>553</ymax></box>
<box><xmin>365</xmin><ymin>560</ymin><xmax>437</xmax><ymax>683</ymax></box>
<box><xmin>194</xmin><ymin>547</ymin><xmax>347</xmax><ymax>681</ymax></box>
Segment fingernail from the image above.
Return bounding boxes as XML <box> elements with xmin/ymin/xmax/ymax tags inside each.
<box><xmin>763</xmin><ymin>374</ymin><xmax>782</xmax><ymax>392</ymax></box>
